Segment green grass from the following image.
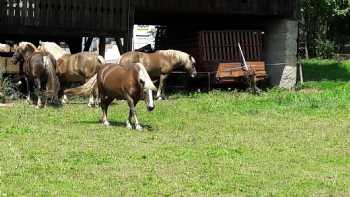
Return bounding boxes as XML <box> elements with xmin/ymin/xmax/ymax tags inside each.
<box><xmin>0</xmin><ymin>59</ymin><xmax>350</xmax><ymax>196</ymax></box>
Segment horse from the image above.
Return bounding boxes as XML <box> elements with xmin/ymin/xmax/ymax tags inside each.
<box><xmin>64</xmin><ymin>63</ymin><xmax>157</xmax><ymax>131</ymax></box>
<box><xmin>12</xmin><ymin>42</ymin><xmax>60</xmax><ymax>108</ymax></box>
<box><xmin>118</xmin><ymin>49</ymin><xmax>197</xmax><ymax>100</ymax></box>
<box><xmin>39</xmin><ymin>42</ymin><xmax>105</xmax><ymax>107</ymax></box>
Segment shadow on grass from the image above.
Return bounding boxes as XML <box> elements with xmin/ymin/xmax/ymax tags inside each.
<box><xmin>303</xmin><ymin>60</ymin><xmax>350</xmax><ymax>82</ymax></box>
<box><xmin>74</xmin><ymin>120</ymin><xmax>154</xmax><ymax>131</ymax></box>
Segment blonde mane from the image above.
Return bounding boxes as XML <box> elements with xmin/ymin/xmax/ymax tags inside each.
<box><xmin>19</xmin><ymin>42</ymin><xmax>38</xmax><ymax>51</ymax></box>
<box><xmin>39</xmin><ymin>41</ymin><xmax>70</xmax><ymax>61</ymax></box>
<box><xmin>156</xmin><ymin>49</ymin><xmax>193</xmax><ymax>64</ymax></box>
<box><xmin>136</xmin><ymin>63</ymin><xmax>157</xmax><ymax>91</ymax></box>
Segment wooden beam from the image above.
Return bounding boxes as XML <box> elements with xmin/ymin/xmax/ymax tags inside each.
<box><xmin>99</xmin><ymin>37</ymin><xmax>106</xmax><ymax>57</ymax></box>
<box><xmin>83</xmin><ymin>37</ymin><xmax>93</xmax><ymax>51</ymax></box>
<box><xmin>115</xmin><ymin>37</ymin><xmax>124</xmax><ymax>55</ymax></box>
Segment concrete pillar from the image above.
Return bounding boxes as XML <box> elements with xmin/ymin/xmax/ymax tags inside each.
<box><xmin>264</xmin><ymin>19</ymin><xmax>298</xmax><ymax>89</ymax></box>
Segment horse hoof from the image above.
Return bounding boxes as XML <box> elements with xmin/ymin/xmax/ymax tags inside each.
<box><xmin>157</xmin><ymin>97</ymin><xmax>164</xmax><ymax>101</ymax></box>
<box><xmin>126</xmin><ymin>122</ymin><xmax>133</xmax><ymax>129</ymax></box>
<box><xmin>102</xmin><ymin>121</ymin><xmax>110</xmax><ymax>126</ymax></box>
<box><xmin>135</xmin><ymin>125</ymin><xmax>143</xmax><ymax>131</ymax></box>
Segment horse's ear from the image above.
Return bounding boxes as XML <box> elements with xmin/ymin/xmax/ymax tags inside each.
<box><xmin>13</xmin><ymin>44</ymin><xmax>18</xmax><ymax>50</ymax></box>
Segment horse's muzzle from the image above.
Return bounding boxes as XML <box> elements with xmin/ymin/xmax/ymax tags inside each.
<box><xmin>147</xmin><ymin>106</ymin><xmax>154</xmax><ymax>112</ymax></box>
<box><xmin>191</xmin><ymin>72</ymin><xmax>197</xmax><ymax>78</ymax></box>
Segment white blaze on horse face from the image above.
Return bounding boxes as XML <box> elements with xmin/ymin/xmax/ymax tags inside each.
<box><xmin>145</xmin><ymin>89</ymin><xmax>154</xmax><ymax>111</ymax></box>
<box><xmin>148</xmin><ymin>89</ymin><xmax>154</xmax><ymax>107</ymax></box>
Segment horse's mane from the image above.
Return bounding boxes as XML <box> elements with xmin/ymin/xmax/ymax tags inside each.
<box><xmin>39</xmin><ymin>41</ymin><xmax>70</xmax><ymax>61</ymax></box>
<box><xmin>156</xmin><ymin>49</ymin><xmax>192</xmax><ymax>64</ymax></box>
<box><xmin>19</xmin><ymin>42</ymin><xmax>38</xmax><ymax>51</ymax></box>
<box><xmin>135</xmin><ymin>63</ymin><xmax>157</xmax><ymax>91</ymax></box>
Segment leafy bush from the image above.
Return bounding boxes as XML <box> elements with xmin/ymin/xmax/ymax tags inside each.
<box><xmin>315</xmin><ymin>39</ymin><xmax>336</xmax><ymax>59</ymax></box>
<box><xmin>1</xmin><ymin>77</ymin><xmax>21</xmax><ymax>100</ymax></box>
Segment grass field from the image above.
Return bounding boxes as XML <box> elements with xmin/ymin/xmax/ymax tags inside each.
<box><xmin>1</xmin><ymin>60</ymin><xmax>350</xmax><ymax>196</ymax></box>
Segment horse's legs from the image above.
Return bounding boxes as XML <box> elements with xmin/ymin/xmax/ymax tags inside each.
<box><xmin>126</xmin><ymin>96</ymin><xmax>142</xmax><ymax>131</ymax></box>
<box><xmin>94</xmin><ymin>87</ymin><xmax>100</xmax><ymax>106</ymax></box>
<box><xmin>87</xmin><ymin>78</ymin><xmax>98</xmax><ymax>108</ymax></box>
<box><xmin>34</xmin><ymin>78</ymin><xmax>43</xmax><ymax>108</ymax></box>
<box><xmin>156</xmin><ymin>74</ymin><xmax>168</xmax><ymax>100</ymax></box>
<box><xmin>126</xmin><ymin>109</ymin><xmax>133</xmax><ymax>129</ymax></box>
<box><xmin>58</xmin><ymin>79</ymin><xmax>66</xmax><ymax>105</ymax></box>
<box><xmin>24</xmin><ymin>77</ymin><xmax>31</xmax><ymax>104</ymax></box>
<box><xmin>100</xmin><ymin>97</ymin><xmax>113</xmax><ymax>126</ymax></box>
<box><xmin>88</xmin><ymin>94</ymin><xmax>95</xmax><ymax>108</ymax></box>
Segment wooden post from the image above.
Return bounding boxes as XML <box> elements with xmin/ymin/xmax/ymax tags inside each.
<box><xmin>298</xmin><ymin>62</ymin><xmax>304</xmax><ymax>85</ymax></box>
<box><xmin>115</xmin><ymin>37</ymin><xmax>124</xmax><ymax>55</ymax></box>
<box><xmin>125</xmin><ymin>0</ymin><xmax>135</xmax><ymax>52</ymax></box>
<box><xmin>67</xmin><ymin>37</ymin><xmax>82</xmax><ymax>54</ymax></box>
<box><xmin>83</xmin><ymin>37</ymin><xmax>93</xmax><ymax>51</ymax></box>
<box><xmin>99</xmin><ymin>37</ymin><xmax>106</xmax><ymax>57</ymax></box>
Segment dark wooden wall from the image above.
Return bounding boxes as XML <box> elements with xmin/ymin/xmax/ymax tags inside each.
<box><xmin>0</xmin><ymin>0</ymin><xmax>132</xmax><ymax>37</ymax></box>
<box><xmin>135</xmin><ymin>0</ymin><xmax>297</xmax><ymax>24</ymax></box>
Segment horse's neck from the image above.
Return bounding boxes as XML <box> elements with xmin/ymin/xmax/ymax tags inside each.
<box><xmin>156</xmin><ymin>51</ymin><xmax>180</xmax><ymax>69</ymax></box>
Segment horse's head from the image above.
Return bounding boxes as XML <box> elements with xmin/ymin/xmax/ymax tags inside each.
<box><xmin>12</xmin><ymin>42</ymin><xmax>36</xmax><ymax>65</ymax></box>
<box><xmin>12</xmin><ymin>44</ymin><xmax>24</xmax><ymax>65</ymax></box>
<box><xmin>182</xmin><ymin>52</ymin><xmax>197</xmax><ymax>78</ymax></box>
<box><xmin>137</xmin><ymin>63</ymin><xmax>157</xmax><ymax>112</ymax></box>
<box><xmin>184</xmin><ymin>55</ymin><xmax>197</xmax><ymax>78</ymax></box>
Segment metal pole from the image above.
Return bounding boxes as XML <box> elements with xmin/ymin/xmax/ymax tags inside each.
<box><xmin>238</xmin><ymin>42</ymin><xmax>249</xmax><ymax>70</ymax></box>
<box><xmin>298</xmin><ymin>62</ymin><xmax>304</xmax><ymax>85</ymax></box>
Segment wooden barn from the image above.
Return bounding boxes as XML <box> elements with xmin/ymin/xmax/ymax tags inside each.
<box><xmin>0</xmin><ymin>0</ymin><xmax>298</xmax><ymax>88</ymax></box>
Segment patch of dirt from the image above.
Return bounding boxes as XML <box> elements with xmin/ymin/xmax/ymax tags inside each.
<box><xmin>0</xmin><ymin>100</ymin><xmax>13</xmax><ymax>107</ymax></box>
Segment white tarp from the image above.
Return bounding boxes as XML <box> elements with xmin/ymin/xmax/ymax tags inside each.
<box><xmin>0</xmin><ymin>44</ymin><xmax>10</xmax><ymax>53</ymax></box>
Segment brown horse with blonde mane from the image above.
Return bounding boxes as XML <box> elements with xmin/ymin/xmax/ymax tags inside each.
<box><xmin>118</xmin><ymin>49</ymin><xmax>197</xmax><ymax>99</ymax></box>
<box><xmin>64</xmin><ymin>63</ymin><xmax>157</xmax><ymax>131</ymax></box>
<box><xmin>12</xmin><ymin>42</ymin><xmax>60</xmax><ymax>107</ymax></box>
<box><xmin>39</xmin><ymin>42</ymin><xmax>105</xmax><ymax>107</ymax></box>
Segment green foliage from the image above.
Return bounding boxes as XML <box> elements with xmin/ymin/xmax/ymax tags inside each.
<box><xmin>299</xmin><ymin>0</ymin><xmax>350</xmax><ymax>57</ymax></box>
<box><xmin>302</xmin><ymin>59</ymin><xmax>350</xmax><ymax>82</ymax></box>
<box><xmin>1</xmin><ymin>77</ymin><xmax>21</xmax><ymax>100</ymax></box>
<box><xmin>315</xmin><ymin>39</ymin><xmax>336</xmax><ymax>59</ymax></box>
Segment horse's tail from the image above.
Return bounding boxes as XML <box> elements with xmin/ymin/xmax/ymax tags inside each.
<box><xmin>64</xmin><ymin>74</ymin><xmax>97</xmax><ymax>96</ymax></box>
<box><xmin>43</xmin><ymin>55</ymin><xmax>60</xmax><ymax>98</ymax></box>
<box><xmin>97</xmin><ymin>55</ymin><xmax>105</xmax><ymax>64</ymax></box>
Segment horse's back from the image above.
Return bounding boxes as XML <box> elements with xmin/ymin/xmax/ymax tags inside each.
<box><xmin>120</xmin><ymin>51</ymin><xmax>168</xmax><ymax>78</ymax></box>
<box><xmin>98</xmin><ymin>63</ymin><xmax>140</xmax><ymax>99</ymax></box>
<box><xmin>57</xmin><ymin>52</ymin><xmax>101</xmax><ymax>81</ymax></box>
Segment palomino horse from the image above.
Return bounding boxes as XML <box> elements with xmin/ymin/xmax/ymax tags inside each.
<box><xmin>39</xmin><ymin>42</ymin><xmax>105</xmax><ymax>107</ymax></box>
<box><xmin>64</xmin><ymin>63</ymin><xmax>157</xmax><ymax>131</ymax></box>
<box><xmin>12</xmin><ymin>42</ymin><xmax>60</xmax><ymax>107</ymax></box>
<box><xmin>118</xmin><ymin>49</ymin><xmax>197</xmax><ymax>99</ymax></box>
